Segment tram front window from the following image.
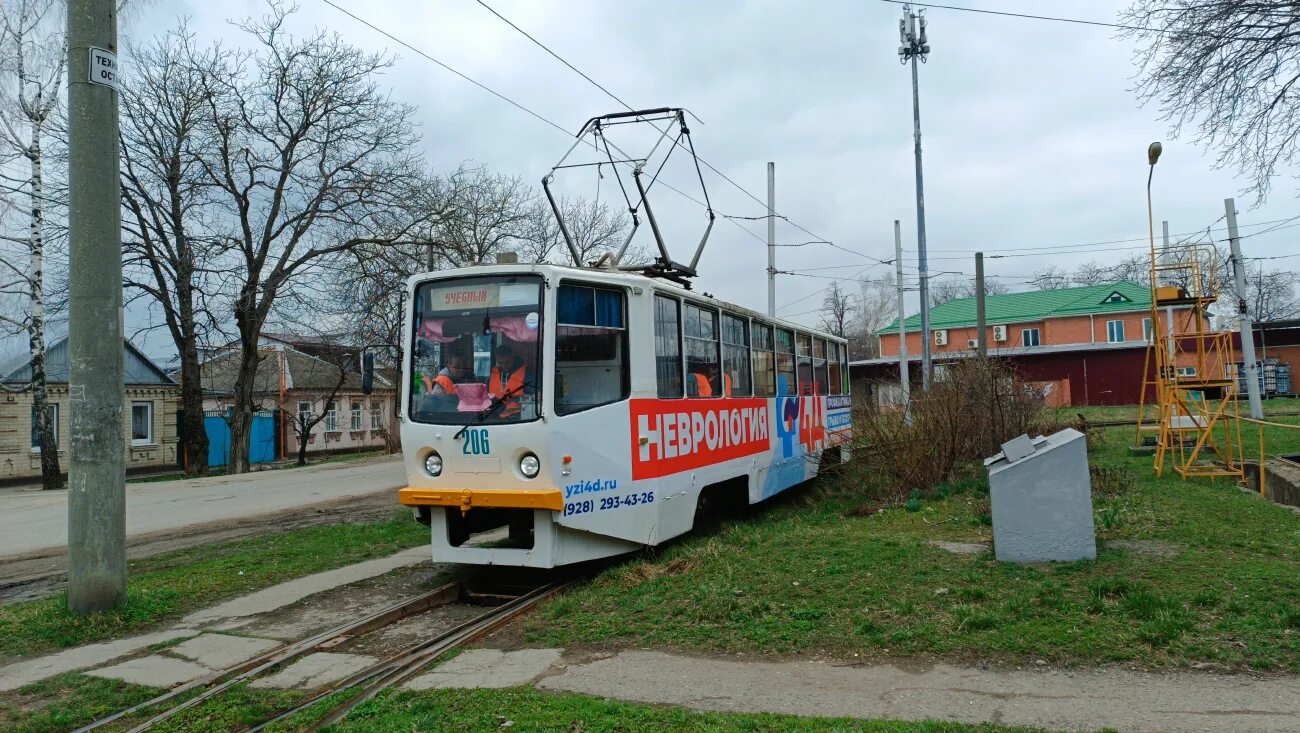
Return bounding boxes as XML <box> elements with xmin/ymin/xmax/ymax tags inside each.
<box><xmin>409</xmin><ymin>275</ymin><xmax>543</xmax><ymax>425</ymax></box>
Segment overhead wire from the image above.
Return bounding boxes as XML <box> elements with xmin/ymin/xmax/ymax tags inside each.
<box><xmin>878</xmin><ymin>0</ymin><xmax>1254</xmax><ymax>40</ymax></box>
<box><xmin>472</xmin><ymin>0</ymin><xmax>895</xmax><ymax>267</ymax></box>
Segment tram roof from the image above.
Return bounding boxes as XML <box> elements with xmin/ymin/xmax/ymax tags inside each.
<box><xmin>408</xmin><ymin>263</ymin><xmax>846</xmax><ymax>343</ymax></box>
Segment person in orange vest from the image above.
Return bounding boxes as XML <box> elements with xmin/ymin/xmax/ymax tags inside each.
<box><xmin>488</xmin><ymin>344</ymin><xmax>527</xmax><ymax>419</ymax></box>
<box><xmin>691</xmin><ymin>364</ymin><xmax>731</xmax><ymax>398</ymax></box>
<box><xmin>424</xmin><ymin>354</ymin><xmax>472</xmax><ymax>396</ymax></box>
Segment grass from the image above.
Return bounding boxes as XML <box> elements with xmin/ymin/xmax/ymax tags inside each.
<box><xmin>337</xmin><ymin>687</ymin><xmax>1057</xmax><ymax>732</ymax></box>
<box><xmin>0</xmin><ymin>513</ymin><xmax>427</xmax><ymax>659</ymax></box>
<box><xmin>526</xmin><ymin>423</ymin><xmax>1300</xmax><ymax>671</ymax></box>
<box><xmin>0</xmin><ymin>678</ymin><xmax>1067</xmax><ymax>733</ymax></box>
<box><xmin>1063</xmin><ymin>396</ymin><xmax>1300</xmax><ymax>424</ymax></box>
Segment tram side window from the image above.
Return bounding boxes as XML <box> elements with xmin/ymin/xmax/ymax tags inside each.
<box><xmin>796</xmin><ymin>333</ymin><xmax>814</xmax><ymax>395</ymax></box>
<box><xmin>775</xmin><ymin>328</ymin><xmax>796</xmax><ymax>395</ymax></box>
<box><xmin>654</xmin><ymin>295</ymin><xmax>683</xmax><ymax>398</ymax></box>
<box><xmin>555</xmin><ymin>284</ymin><xmax>629</xmax><ymax>415</ymax></box>
<box><xmin>842</xmin><ymin>345</ymin><xmax>850</xmax><ymax>394</ymax></box>
<box><xmin>684</xmin><ymin>303</ymin><xmax>721</xmax><ymax>398</ymax></box>
<box><xmin>812</xmin><ymin>337</ymin><xmax>829</xmax><ymax>395</ymax></box>
<box><xmin>828</xmin><ymin>341</ymin><xmax>843</xmax><ymax>395</ymax></box>
<box><xmin>751</xmin><ymin>322</ymin><xmax>776</xmax><ymax>397</ymax></box>
<box><xmin>721</xmin><ymin>314</ymin><xmax>751</xmax><ymax>397</ymax></box>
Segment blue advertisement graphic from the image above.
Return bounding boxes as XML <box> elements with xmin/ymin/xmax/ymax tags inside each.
<box><xmin>763</xmin><ymin>376</ymin><xmax>807</xmax><ymax>498</ymax></box>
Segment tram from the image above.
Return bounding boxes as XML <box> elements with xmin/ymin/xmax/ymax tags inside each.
<box><xmin>389</xmin><ymin>263</ymin><xmax>853</xmax><ymax>568</ymax></box>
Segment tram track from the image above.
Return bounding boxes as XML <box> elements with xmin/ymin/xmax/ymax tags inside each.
<box><xmin>74</xmin><ymin>573</ymin><xmax>573</xmax><ymax>733</ymax></box>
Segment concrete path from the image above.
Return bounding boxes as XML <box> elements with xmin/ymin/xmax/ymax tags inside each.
<box><xmin>0</xmin><ymin>543</ymin><xmax>432</xmax><ymax>692</ymax></box>
<box><xmin>534</xmin><ymin>650</ymin><xmax>1300</xmax><ymax>733</ymax></box>
<box><xmin>0</xmin><ymin>455</ymin><xmax>405</xmax><ymax>558</ymax></box>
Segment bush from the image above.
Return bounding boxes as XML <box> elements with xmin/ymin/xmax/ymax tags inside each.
<box><xmin>852</xmin><ymin>358</ymin><xmax>1058</xmax><ymax>502</ymax></box>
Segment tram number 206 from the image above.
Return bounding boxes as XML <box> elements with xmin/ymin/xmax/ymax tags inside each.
<box><xmin>462</xmin><ymin>428</ymin><xmax>490</xmax><ymax>455</ymax></box>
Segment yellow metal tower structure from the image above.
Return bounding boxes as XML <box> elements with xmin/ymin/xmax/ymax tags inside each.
<box><xmin>1133</xmin><ymin>143</ymin><xmax>1243</xmax><ymax>480</ymax></box>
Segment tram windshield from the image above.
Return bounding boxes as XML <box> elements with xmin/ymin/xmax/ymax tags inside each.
<box><xmin>409</xmin><ymin>275</ymin><xmax>543</xmax><ymax>425</ymax></box>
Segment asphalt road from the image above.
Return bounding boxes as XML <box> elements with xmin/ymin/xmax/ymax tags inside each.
<box><xmin>0</xmin><ymin>455</ymin><xmax>407</xmax><ymax>560</ymax></box>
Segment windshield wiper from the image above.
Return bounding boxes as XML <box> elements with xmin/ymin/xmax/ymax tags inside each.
<box><xmin>453</xmin><ymin>379</ymin><xmax>535</xmax><ymax>440</ymax></box>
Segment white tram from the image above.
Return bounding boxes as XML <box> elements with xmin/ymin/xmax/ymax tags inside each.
<box><xmin>396</xmin><ymin>263</ymin><xmax>853</xmax><ymax>567</ymax></box>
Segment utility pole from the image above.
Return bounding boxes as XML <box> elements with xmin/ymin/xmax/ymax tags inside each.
<box><xmin>899</xmin><ymin>4</ymin><xmax>933</xmax><ymax>389</ymax></box>
<box><xmin>1226</xmin><ymin>198</ymin><xmax>1264</xmax><ymax>419</ymax></box>
<box><xmin>67</xmin><ymin>0</ymin><xmax>125</xmax><ymax>612</ymax></box>
<box><xmin>894</xmin><ymin>220</ymin><xmax>909</xmax><ymax>408</ymax></box>
<box><xmin>975</xmin><ymin>252</ymin><xmax>987</xmax><ymax>357</ymax></box>
<box><xmin>1162</xmin><ymin>221</ymin><xmax>1174</xmax><ymax>364</ymax></box>
<box><xmin>767</xmin><ymin>162</ymin><xmax>776</xmax><ymax>317</ymax></box>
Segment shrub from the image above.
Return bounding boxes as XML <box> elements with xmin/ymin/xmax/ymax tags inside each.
<box><xmin>852</xmin><ymin>357</ymin><xmax>1059</xmax><ymax>502</ymax></box>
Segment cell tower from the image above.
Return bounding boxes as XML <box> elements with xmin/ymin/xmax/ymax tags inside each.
<box><xmin>1134</xmin><ymin>235</ymin><xmax>1244</xmax><ymax>480</ymax></box>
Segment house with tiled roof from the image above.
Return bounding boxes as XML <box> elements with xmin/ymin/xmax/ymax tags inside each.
<box><xmin>858</xmin><ymin>282</ymin><xmax>1218</xmax><ymax>406</ymax></box>
<box><xmin>1</xmin><ymin>337</ymin><xmax>179</xmax><ymax>481</ymax></box>
<box><xmin>877</xmin><ymin>282</ymin><xmax>1205</xmax><ymax>357</ymax></box>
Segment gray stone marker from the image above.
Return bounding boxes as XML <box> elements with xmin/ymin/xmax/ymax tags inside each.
<box><xmin>985</xmin><ymin>429</ymin><xmax>1096</xmax><ymax>563</ymax></box>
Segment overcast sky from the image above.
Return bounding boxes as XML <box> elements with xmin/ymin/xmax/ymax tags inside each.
<box><xmin>113</xmin><ymin>0</ymin><xmax>1300</xmax><ymax>358</ymax></box>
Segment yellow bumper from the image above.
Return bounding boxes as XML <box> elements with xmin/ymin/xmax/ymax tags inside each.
<box><xmin>398</xmin><ymin>487</ymin><xmax>564</xmax><ymax>512</ymax></box>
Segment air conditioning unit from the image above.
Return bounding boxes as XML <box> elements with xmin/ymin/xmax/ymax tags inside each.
<box><xmin>967</xmin><ymin>339</ymin><xmax>979</xmax><ymax>349</ymax></box>
<box><xmin>992</xmin><ymin>325</ymin><xmax>1008</xmax><ymax>342</ymax></box>
<box><xmin>934</xmin><ymin>330</ymin><xmax>948</xmax><ymax>346</ymax></box>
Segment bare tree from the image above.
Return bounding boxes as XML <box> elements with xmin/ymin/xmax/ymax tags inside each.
<box><xmin>285</xmin><ymin>348</ymin><xmax>351</xmax><ymax>467</ymax></box>
<box><xmin>1121</xmin><ymin>2</ymin><xmax>1300</xmax><ymax>203</ymax></box>
<box><xmin>193</xmin><ymin>4</ymin><xmax>431</xmax><ymax>473</ymax></box>
<box><xmin>1249</xmin><ymin>265</ymin><xmax>1299</xmax><ymax>322</ymax></box>
<box><xmin>1031</xmin><ymin>266</ymin><xmax>1072</xmax><ymax>291</ymax></box>
<box><xmin>441</xmin><ymin>167</ymin><xmax>535</xmax><ymax>265</ymax></box>
<box><xmin>819</xmin><ymin>280</ymin><xmax>853</xmax><ymax>338</ymax></box>
<box><xmin>849</xmin><ymin>273</ymin><xmax>897</xmax><ymax>360</ymax></box>
<box><xmin>524</xmin><ymin>195</ymin><xmax>632</xmax><ymax>266</ymax></box>
<box><xmin>0</xmin><ymin>0</ymin><xmax>65</xmax><ymax>489</ymax></box>
<box><xmin>1071</xmin><ymin>260</ymin><xmax>1111</xmax><ymax>286</ymax></box>
<box><xmin>928</xmin><ymin>276</ymin><xmax>1007</xmax><ymax>307</ymax></box>
<box><xmin>120</xmin><ymin>26</ymin><xmax>227</xmax><ymax>476</ymax></box>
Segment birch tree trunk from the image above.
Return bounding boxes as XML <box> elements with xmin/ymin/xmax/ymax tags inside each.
<box><xmin>28</xmin><ymin>108</ymin><xmax>61</xmax><ymax>488</ymax></box>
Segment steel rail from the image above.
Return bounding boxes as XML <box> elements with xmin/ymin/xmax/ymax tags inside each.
<box><xmin>248</xmin><ymin>581</ymin><xmax>569</xmax><ymax>732</ymax></box>
<box><xmin>74</xmin><ymin>580</ymin><xmax>463</xmax><ymax>733</ymax></box>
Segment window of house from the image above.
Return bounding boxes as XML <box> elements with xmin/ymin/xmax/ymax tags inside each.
<box><xmin>796</xmin><ymin>333</ymin><xmax>814</xmax><ymax>395</ymax></box>
<box><xmin>296</xmin><ymin>400</ymin><xmax>313</xmax><ymax>430</ymax></box>
<box><xmin>1021</xmin><ymin>328</ymin><xmax>1041</xmax><ymax>347</ymax></box>
<box><xmin>1143</xmin><ymin>318</ymin><xmax>1153</xmax><ymax>342</ymax></box>
<box><xmin>350</xmin><ymin>402</ymin><xmax>363</xmax><ymax>430</ymax></box>
<box><xmin>828</xmin><ymin>341</ymin><xmax>843</xmax><ymax>395</ymax></box>
<box><xmin>556</xmin><ymin>283</ymin><xmax>629</xmax><ymax>415</ymax></box>
<box><xmin>1177</xmin><ymin>366</ymin><xmax>1197</xmax><ymax>377</ymax></box>
<box><xmin>654</xmin><ymin>295</ymin><xmax>683</xmax><ymax>398</ymax></box>
<box><xmin>324</xmin><ymin>401</ymin><xmax>338</xmax><ymax>432</ymax></box>
<box><xmin>776</xmin><ymin>328</ymin><xmax>796</xmax><ymax>395</ymax></box>
<box><xmin>30</xmin><ymin>403</ymin><xmax>58</xmax><ymax>451</ymax></box>
<box><xmin>684</xmin><ymin>303</ymin><xmax>721</xmax><ymax>398</ymax></box>
<box><xmin>812</xmin><ymin>337</ymin><xmax>829</xmax><ymax>395</ymax></box>
<box><xmin>751</xmin><ymin>322</ymin><xmax>776</xmax><ymax>397</ymax></box>
<box><xmin>370</xmin><ymin>404</ymin><xmax>383</xmax><ymax>430</ymax></box>
<box><xmin>721</xmin><ymin>313</ymin><xmax>751</xmax><ymax>397</ymax></box>
<box><xmin>131</xmin><ymin>402</ymin><xmax>154</xmax><ymax>445</ymax></box>
<box><xmin>1106</xmin><ymin>320</ymin><xmax>1125</xmax><ymax>343</ymax></box>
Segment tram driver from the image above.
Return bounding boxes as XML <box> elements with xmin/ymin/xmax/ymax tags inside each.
<box><xmin>417</xmin><ymin>352</ymin><xmax>475</xmax><ymax>415</ymax></box>
<box><xmin>488</xmin><ymin>344</ymin><xmax>529</xmax><ymax>420</ymax></box>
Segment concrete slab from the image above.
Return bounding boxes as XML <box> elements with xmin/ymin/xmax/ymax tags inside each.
<box><xmin>539</xmin><ymin>650</ymin><xmax>1300</xmax><ymax>733</ymax></box>
<box><xmin>404</xmin><ymin>648</ymin><xmax>563</xmax><ymax>690</ymax></box>
<box><xmin>0</xmin><ymin>627</ymin><xmax>197</xmax><ymax>692</ymax></box>
<box><xmin>183</xmin><ymin>547</ymin><xmax>429</xmax><ymax>624</ymax></box>
<box><xmin>86</xmin><ymin>655</ymin><xmax>211</xmax><ymax>688</ymax></box>
<box><xmin>926</xmin><ymin>540</ymin><xmax>988</xmax><ymax>555</ymax></box>
<box><xmin>165</xmin><ymin>633</ymin><xmax>281</xmax><ymax>670</ymax></box>
<box><xmin>250</xmin><ymin>652</ymin><xmax>377</xmax><ymax>690</ymax></box>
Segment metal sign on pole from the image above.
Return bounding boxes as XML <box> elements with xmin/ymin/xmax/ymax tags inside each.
<box><xmin>67</xmin><ymin>0</ymin><xmax>126</xmax><ymax>613</ymax></box>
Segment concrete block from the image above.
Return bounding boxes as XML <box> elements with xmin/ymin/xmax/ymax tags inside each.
<box><xmin>165</xmin><ymin>633</ymin><xmax>280</xmax><ymax>670</ymax></box>
<box><xmin>404</xmin><ymin>648</ymin><xmax>563</xmax><ymax>690</ymax></box>
<box><xmin>0</xmin><ymin>628</ymin><xmax>197</xmax><ymax>692</ymax></box>
<box><xmin>250</xmin><ymin>652</ymin><xmax>377</xmax><ymax>690</ymax></box>
<box><xmin>987</xmin><ymin>428</ymin><xmax>1095</xmax><ymax>563</ymax></box>
<box><xmin>86</xmin><ymin>655</ymin><xmax>211</xmax><ymax>688</ymax></box>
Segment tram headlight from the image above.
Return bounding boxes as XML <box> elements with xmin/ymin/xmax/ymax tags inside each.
<box><xmin>424</xmin><ymin>452</ymin><xmax>443</xmax><ymax>477</ymax></box>
<box><xmin>519</xmin><ymin>453</ymin><xmax>540</xmax><ymax>478</ymax></box>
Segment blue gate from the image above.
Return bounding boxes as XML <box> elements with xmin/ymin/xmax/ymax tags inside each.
<box><xmin>205</xmin><ymin>411</ymin><xmax>277</xmax><ymax>468</ymax></box>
